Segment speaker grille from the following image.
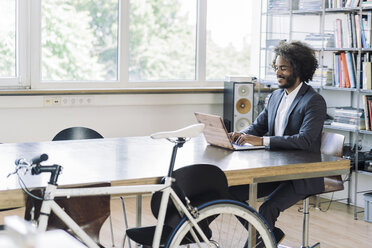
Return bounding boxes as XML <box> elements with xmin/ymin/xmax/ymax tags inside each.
<box><xmin>236</xmin><ymin>98</ymin><xmax>252</xmax><ymax>114</ymax></box>
<box><xmin>235</xmin><ymin>118</ymin><xmax>250</xmax><ymax>132</ymax></box>
<box><xmin>237</xmin><ymin>85</ymin><xmax>250</xmax><ymax>97</ymax></box>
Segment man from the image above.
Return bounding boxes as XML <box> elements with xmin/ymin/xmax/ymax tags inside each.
<box><xmin>229</xmin><ymin>40</ymin><xmax>327</xmax><ymax>244</ymax></box>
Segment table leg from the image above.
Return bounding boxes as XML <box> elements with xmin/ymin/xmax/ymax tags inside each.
<box><xmin>248</xmin><ymin>183</ymin><xmax>258</xmax><ymax>248</ymax></box>
<box><xmin>136</xmin><ymin>195</ymin><xmax>142</xmax><ymax>227</ymax></box>
<box><xmin>136</xmin><ymin>195</ymin><xmax>142</xmax><ymax>248</ymax></box>
<box><xmin>248</xmin><ymin>182</ymin><xmax>258</xmax><ymax>210</ymax></box>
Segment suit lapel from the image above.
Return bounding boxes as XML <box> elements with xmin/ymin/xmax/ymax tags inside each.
<box><xmin>282</xmin><ymin>83</ymin><xmax>309</xmax><ymax>132</ymax></box>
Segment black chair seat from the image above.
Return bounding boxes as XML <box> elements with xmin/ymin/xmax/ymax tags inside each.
<box><xmin>126</xmin><ymin>221</ymin><xmax>213</xmax><ymax>247</ymax></box>
<box><xmin>127</xmin><ymin>164</ymin><xmax>229</xmax><ymax>246</ymax></box>
<box><xmin>126</xmin><ymin>225</ymin><xmax>174</xmax><ymax>247</ymax></box>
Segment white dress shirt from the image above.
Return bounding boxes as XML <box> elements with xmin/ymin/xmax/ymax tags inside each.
<box><xmin>263</xmin><ymin>83</ymin><xmax>303</xmax><ymax>146</ymax></box>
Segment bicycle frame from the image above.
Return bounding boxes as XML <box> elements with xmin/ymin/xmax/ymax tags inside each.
<box><xmin>36</xmin><ymin>176</ymin><xmax>211</xmax><ymax>248</ymax></box>
<box><xmin>15</xmin><ymin>125</ymin><xmax>213</xmax><ymax>247</ymax></box>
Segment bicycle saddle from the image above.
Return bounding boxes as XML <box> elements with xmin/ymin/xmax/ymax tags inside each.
<box><xmin>150</xmin><ymin>123</ymin><xmax>204</xmax><ymax>139</ymax></box>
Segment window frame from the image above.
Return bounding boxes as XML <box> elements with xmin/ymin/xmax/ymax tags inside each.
<box><xmin>1</xmin><ymin>0</ymin><xmax>259</xmax><ymax>90</ymax></box>
<box><xmin>0</xmin><ymin>0</ymin><xmax>28</xmax><ymax>88</ymax></box>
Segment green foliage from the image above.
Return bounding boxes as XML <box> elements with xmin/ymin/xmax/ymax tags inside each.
<box><xmin>74</xmin><ymin>0</ymin><xmax>118</xmax><ymax>79</ymax></box>
<box><xmin>129</xmin><ymin>0</ymin><xmax>196</xmax><ymax>80</ymax></box>
<box><xmin>41</xmin><ymin>0</ymin><xmax>107</xmax><ymax>80</ymax></box>
<box><xmin>207</xmin><ymin>38</ymin><xmax>251</xmax><ymax>80</ymax></box>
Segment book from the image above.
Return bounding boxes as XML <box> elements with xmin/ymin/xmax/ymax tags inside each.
<box><xmin>362</xmin><ymin>13</ymin><xmax>372</xmax><ymax>48</ymax></box>
<box><xmin>345</xmin><ymin>0</ymin><xmax>353</xmax><ymax>7</ymax></box>
<box><xmin>352</xmin><ymin>0</ymin><xmax>360</xmax><ymax>7</ymax></box>
<box><xmin>363</xmin><ymin>95</ymin><xmax>372</xmax><ymax>130</ymax></box>
<box><xmin>351</xmin><ymin>12</ymin><xmax>357</xmax><ymax>48</ymax></box>
<box><xmin>330</xmin><ymin>121</ymin><xmax>364</xmax><ymax>130</ymax></box>
<box><xmin>331</xmin><ymin>107</ymin><xmax>365</xmax><ymax>130</ymax></box>
<box><xmin>343</xmin><ymin>14</ymin><xmax>351</xmax><ymax>48</ymax></box>
<box><xmin>333</xmin><ymin>116</ymin><xmax>362</xmax><ymax>125</ymax></box>
<box><xmin>363</xmin><ymin>61</ymin><xmax>372</xmax><ymax>90</ymax></box>
<box><xmin>334</xmin><ymin>107</ymin><xmax>364</xmax><ymax>117</ymax></box>
<box><xmin>339</xmin><ymin>54</ymin><xmax>345</xmax><ymax>87</ymax></box>
<box><xmin>334</xmin><ymin>53</ymin><xmax>340</xmax><ymax>87</ymax></box>
<box><xmin>346</xmin><ymin>52</ymin><xmax>356</xmax><ymax>88</ymax></box>
<box><xmin>335</xmin><ymin>19</ymin><xmax>343</xmax><ymax>48</ymax></box>
<box><xmin>340</xmin><ymin>52</ymin><xmax>351</xmax><ymax>88</ymax></box>
<box><xmin>368</xmin><ymin>99</ymin><xmax>372</xmax><ymax>131</ymax></box>
<box><xmin>355</xmin><ymin>14</ymin><xmax>362</xmax><ymax>48</ymax></box>
<box><xmin>360</xmin><ymin>15</ymin><xmax>367</xmax><ymax>48</ymax></box>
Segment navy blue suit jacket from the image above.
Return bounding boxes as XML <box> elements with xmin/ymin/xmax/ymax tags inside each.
<box><xmin>242</xmin><ymin>83</ymin><xmax>327</xmax><ymax>195</ymax></box>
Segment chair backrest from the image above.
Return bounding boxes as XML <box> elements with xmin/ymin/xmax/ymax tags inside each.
<box><xmin>52</xmin><ymin>127</ymin><xmax>103</xmax><ymax>141</ymax></box>
<box><xmin>320</xmin><ymin>132</ymin><xmax>345</xmax><ymax>157</ymax></box>
<box><xmin>320</xmin><ymin>132</ymin><xmax>345</xmax><ymax>193</ymax></box>
<box><xmin>24</xmin><ymin>183</ymin><xmax>110</xmax><ymax>244</ymax></box>
<box><xmin>150</xmin><ymin>164</ymin><xmax>230</xmax><ymax>227</ymax></box>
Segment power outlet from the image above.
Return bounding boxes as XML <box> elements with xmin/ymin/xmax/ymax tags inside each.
<box><xmin>44</xmin><ymin>97</ymin><xmax>61</xmax><ymax>106</ymax></box>
<box><xmin>61</xmin><ymin>96</ymin><xmax>94</xmax><ymax>106</ymax></box>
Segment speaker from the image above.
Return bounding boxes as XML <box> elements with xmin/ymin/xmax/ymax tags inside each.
<box><xmin>223</xmin><ymin>76</ymin><xmax>255</xmax><ymax>132</ymax></box>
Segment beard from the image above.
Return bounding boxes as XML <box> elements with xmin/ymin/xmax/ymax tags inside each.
<box><xmin>277</xmin><ymin>73</ymin><xmax>297</xmax><ymax>89</ymax></box>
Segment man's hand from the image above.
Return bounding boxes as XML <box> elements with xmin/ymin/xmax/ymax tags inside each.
<box><xmin>229</xmin><ymin>132</ymin><xmax>263</xmax><ymax>146</ymax></box>
<box><xmin>228</xmin><ymin>132</ymin><xmax>243</xmax><ymax>143</ymax></box>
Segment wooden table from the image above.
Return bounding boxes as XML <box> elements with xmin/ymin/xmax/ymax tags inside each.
<box><xmin>0</xmin><ymin>135</ymin><xmax>350</xmax><ymax>210</ymax></box>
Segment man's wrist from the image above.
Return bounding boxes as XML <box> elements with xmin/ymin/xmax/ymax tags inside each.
<box><xmin>263</xmin><ymin>136</ymin><xmax>270</xmax><ymax>146</ymax></box>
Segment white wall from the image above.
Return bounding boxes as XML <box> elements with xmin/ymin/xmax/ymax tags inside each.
<box><xmin>0</xmin><ymin>93</ymin><xmax>223</xmax><ymax>143</ymax></box>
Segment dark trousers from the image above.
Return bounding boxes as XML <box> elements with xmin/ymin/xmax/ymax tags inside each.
<box><xmin>229</xmin><ymin>181</ymin><xmax>308</xmax><ymax>230</ymax></box>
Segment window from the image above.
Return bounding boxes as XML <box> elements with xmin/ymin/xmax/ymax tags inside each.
<box><xmin>0</xmin><ymin>0</ymin><xmax>259</xmax><ymax>89</ymax></box>
<box><xmin>41</xmin><ymin>0</ymin><xmax>119</xmax><ymax>82</ymax></box>
<box><xmin>206</xmin><ymin>0</ymin><xmax>253</xmax><ymax>80</ymax></box>
<box><xmin>129</xmin><ymin>0</ymin><xmax>197</xmax><ymax>81</ymax></box>
<box><xmin>0</xmin><ymin>1</ymin><xmax>17</xmax><ymax>82</ymax></box>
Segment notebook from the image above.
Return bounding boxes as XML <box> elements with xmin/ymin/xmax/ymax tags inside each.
<box><xmin>194</xmin><ymin>112</ymin><xmax>265</xmax><ymax>151</ymax></box>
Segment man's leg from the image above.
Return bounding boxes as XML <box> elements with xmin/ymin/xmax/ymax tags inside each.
<box><xmin>259</xmin><ymin>181</ymin><xmax>307</xmax><ymax>230</ymax></box>
<box><xmin>229</xmin><ymin>181</ymin><xmax>281</xmax><ymax>203</ymax></box>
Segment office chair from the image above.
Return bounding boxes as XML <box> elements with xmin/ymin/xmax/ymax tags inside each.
<box><xmin>24</xmin><ymin>182</ymin><xmax>110</xmax><ymax>246</ymax></box>
<box><xmin>52</xmin><ymin>126</ymin><xmax>103</xmax><ymax>141</ymax></box>
<box><xmin>125</xmin><ymin>163</ymin><xmax>231</xmax><ymax>247</ymax></box>
<box><xmin>301</xmin><ymin>132</ymin><xmax>345</xmax><ymax>248</ymax></box>
<box><xmin>51</xmin><ymin>127</ymin><xmax>120</xmax><ymax>246</ymax></box>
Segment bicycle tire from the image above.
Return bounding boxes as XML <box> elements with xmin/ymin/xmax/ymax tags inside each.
<box><xmin>166</xmin><ymin>199</ymin><xmax>276</xmax><ymax>248</ymax></box>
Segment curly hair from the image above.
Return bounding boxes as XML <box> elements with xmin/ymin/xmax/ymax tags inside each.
<box><xmin>272</xmin><ymin>40</ymin><xmax>318</xmax><ymax>83</ymax></box>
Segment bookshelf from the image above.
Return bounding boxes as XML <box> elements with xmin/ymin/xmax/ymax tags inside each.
<box><xmin>259</xmin><ymin>0</ymin><xmax>372</xmax><ymax>219</ymax></box>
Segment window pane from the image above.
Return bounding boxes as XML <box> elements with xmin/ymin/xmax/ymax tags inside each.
<box><xmin>41</xmin><ymin>0</ymin><xmax>119</xmax><ymax>81</ymax></box>
<box><xmin>0</xmin><ymin>0</ymin><xmax>16</xmax><ymax>78</ymax></box>
<box><xmin>206</xmin><ymin>0</ymin><xmax>252</xmax><ymax>80</ymax></box>
<box><xmin>129</xmin><ymin>0</ymin><xmax>197</xmax><ymax>81</ymax></box>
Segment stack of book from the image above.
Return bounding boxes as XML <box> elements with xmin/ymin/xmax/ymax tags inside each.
<box><xmin>268</xmin><ymin>0</ymin><xmax>293</xmax><ymax>11</ymax></box>
<box><xmin>311</xmin><ymin>66</ymin><xmax>333</xmax><ymax>86</ymax></box>
<box><xmin>330</xmin><ymin>107</ymin><xmax>365</xmax><ymax>130</ymax></box>
<box><xmin>305</xmin><ymin>33</ymin><xmax>335</xmax><ymax>48</ymax></box>
<box><xmin>298</xmin><ymin>0</ymin><xmax>323</xmax><ymax>9</ymax></box>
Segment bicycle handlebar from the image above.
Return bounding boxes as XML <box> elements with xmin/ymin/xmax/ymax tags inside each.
<box><xmin>13</xmin><ymin>153</ymin><xmax>63</xmax><ymax>185</ymax></box>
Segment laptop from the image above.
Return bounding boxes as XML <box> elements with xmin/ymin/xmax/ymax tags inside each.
<box><xmin>194</xmin><ymin>112</ymin><xmax>265</xmax><ymax>151</ymax></box>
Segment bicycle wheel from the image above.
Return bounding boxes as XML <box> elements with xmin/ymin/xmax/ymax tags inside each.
<box><xmin>166</xmin><ymin>199</ymin><xmax>276</xmax><ymax>248</ymax></box>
